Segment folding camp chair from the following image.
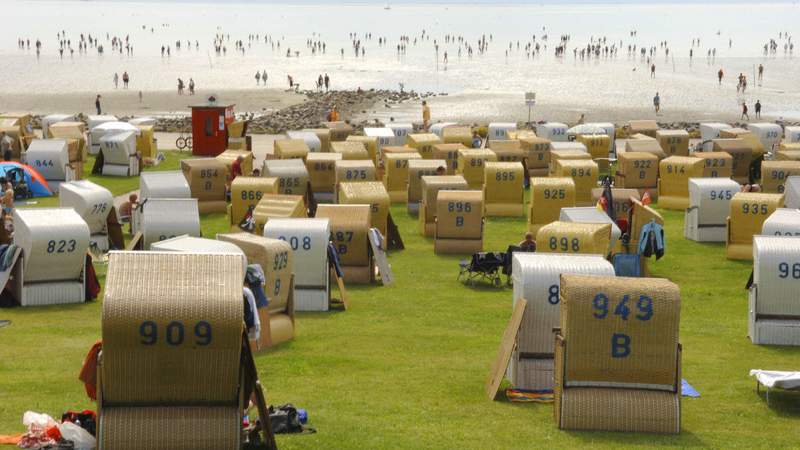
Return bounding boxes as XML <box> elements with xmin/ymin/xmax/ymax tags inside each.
<box><xmin>459</xmin><ymin>252</ymin><xmax>505</xmax><ymax>287</ymax></box>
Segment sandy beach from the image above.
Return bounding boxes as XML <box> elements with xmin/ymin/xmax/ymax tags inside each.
<box><xmin>0</xmin><ymin>88</ymin><xmax>306</xmax><ymax>117</ymax></box>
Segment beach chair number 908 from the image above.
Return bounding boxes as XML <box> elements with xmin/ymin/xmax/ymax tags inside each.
<box><xmin>278</xmin><ymin>235</ymin><xmax>312</xmax><ymax>251</ymax></box>
<box><xmin>139</xmin><ymin>320</ymin><xmax>212</xmax><ymax>346</ymax></box>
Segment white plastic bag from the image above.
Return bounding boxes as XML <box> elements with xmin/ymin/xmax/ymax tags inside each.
<box><xmin>22</xmin><ymin>411</ymin><xmax>57</xmax><ymax>429</ymax></box>
<box><xmin>58</xmin><ymin>421</ymin><xmax>96</xmax><ymax>450</ymax></box>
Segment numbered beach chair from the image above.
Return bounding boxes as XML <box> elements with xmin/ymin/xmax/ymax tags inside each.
<box><xmin>97</xmin><ymin>251</ymin><xmax>276</xmax><ymax>450</ymax></box>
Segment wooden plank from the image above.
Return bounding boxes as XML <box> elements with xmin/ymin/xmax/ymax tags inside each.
<box><xmin>369</xmin><ymin>228</ymin><xmax>393</xmax><ymax>285</ymax></box>
<box><xmin>335</xmin><ymin>270</ymin><xmax>349</xmax><ymax>310</ymax></box>
<box><xmin>126</xmin><ymin>231</ymin><xmax>142</xmax><ymax>251</ymax></box>
<box><xmin>485</xmin><ymin>298</ymin><xmax>527</xmax><ymax>401</ymax></box>
<box><xmin>0</xmin><ymin>247</ymin><xmax>22</xmax><ymax>291</ymax></box>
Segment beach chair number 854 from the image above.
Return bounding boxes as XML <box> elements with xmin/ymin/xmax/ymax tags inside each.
<box><xmin>139</xmin><ymin>320</ymin><xmax>212</xmax><ymax>346</ymax></box>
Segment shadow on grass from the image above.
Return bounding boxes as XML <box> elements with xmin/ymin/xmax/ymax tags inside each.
<box><xmin>563</xmin><ymin>428</ymin><xmax>706</xmax><ymax>447</ymax></box>
<box><xmin>753</xmin><ymin>388</ymin><xmax>800</xmax><ymax>417</ymax></box>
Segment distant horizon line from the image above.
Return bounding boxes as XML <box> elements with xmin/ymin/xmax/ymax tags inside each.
<box><xmin>23</xmin><ymin>0</ymin><xmax>799</xmax><ymax>4</ymax></box>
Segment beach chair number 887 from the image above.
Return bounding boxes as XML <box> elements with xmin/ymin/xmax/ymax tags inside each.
<box><xmin>139</xmin><ymin>320</ymin><xmax>212</xmax><ymax>346</ymax></box>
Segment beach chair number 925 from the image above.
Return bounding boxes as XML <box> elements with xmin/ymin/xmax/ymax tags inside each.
<box><xmin>139</xmin><ymin>320</ymin><xmax>212</xmax><ymax>346</ymax></box>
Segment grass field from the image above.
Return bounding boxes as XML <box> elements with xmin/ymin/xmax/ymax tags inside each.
<box><xmin>1</xmin><ymin>152</ymin><xmax>799</xmax><ymax>448</ymax></box>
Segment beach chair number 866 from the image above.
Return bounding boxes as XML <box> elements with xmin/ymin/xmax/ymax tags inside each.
<box><xmin>139</xmin><ymin>320</ymin><xmax>212</xmax><ymax>346</ymax></box>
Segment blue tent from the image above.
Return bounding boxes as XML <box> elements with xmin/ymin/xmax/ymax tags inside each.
<box><xmin>0</xmin><ymin>162</ymin><xmax>52</xmax><ymax>197</ymax></box>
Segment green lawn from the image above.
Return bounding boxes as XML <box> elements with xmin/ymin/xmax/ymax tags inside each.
<box><xmin>1</xmin><ymin>154</ymin><xmax>799</xmax><ymax>448</ymax></box>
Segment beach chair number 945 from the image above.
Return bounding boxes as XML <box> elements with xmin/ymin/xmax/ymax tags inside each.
<box><xmin>139</xmin><ymin>320</ymin><xmax>212</xmax><ymax>347</ymax></box>
<box><xmin>591</xmin><ymin>293</ymin><xmax>654</xmax><ymax>358</ymax></box>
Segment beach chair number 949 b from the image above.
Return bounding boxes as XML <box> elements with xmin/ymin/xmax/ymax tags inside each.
<box><xmin>139</xmin><ymin>320</ymin><xmax>212</xmax><ymax>347</ymax></box>
<box><xmin>592</xmin><ymin>293</ymin><xmax>654</xmax><ymax>358</ymax></box>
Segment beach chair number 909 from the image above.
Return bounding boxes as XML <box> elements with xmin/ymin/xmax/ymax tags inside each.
<box><xmin>46</xmin><ymin>239</ymin><xmax>77</xmax><ymax>254</ymax></box>
<box><xmin>139</xmin><ymin>320</ymin><xmax>212</xmax><ymax>346</ymax></box>
<box><xmin>549</xmin><ymin>237</ymin><xmax>580</xmax><ymax>252</ymax></box>
<box><xmin>278</xmin><ymin>235</ymin><xmax>312</xmax><ymax>251</ymax></box>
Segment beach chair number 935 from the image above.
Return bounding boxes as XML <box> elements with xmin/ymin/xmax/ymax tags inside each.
<box><xmin>139</xmin><ymin>320</ymin><xmax>212</xmax><ymax>347</ymax></box>
<box><xmin>591</xmin><ymin>293</ymin><xmax>654</xmax><ymax>358</ymax></box>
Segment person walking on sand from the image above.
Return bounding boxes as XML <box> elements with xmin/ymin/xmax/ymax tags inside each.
<box><xmin>287</xmin><ymin>75</ymin><xmax>293</xmax><ymax>89</ymax></box>
<box><xmin>422</xmin><ymin>100</ymin><xmax>431</xmax><ymax>129</ymax></box>
<box><xmin>188</xmin><ymin>78</ymin><xmax>195</xmax><ymax>95</ymax></box>
<box><xmin>1</xmin><ymin>132</ymin><xmax>14</xmax><ymax>161</ymax></box>
<box><xmin>755</xmin><ymin>99</ymin><xmax>762</xmax><ymax>119</ymax></box>
<box><xmin>177</xmin><ymin>78</ymin><xmax>184</xmax><ymax>95</ymax></box>
<box><xmin>718</xmin><ymin>68</ymin><xmax>724</xmax><ymax>85</ymax></box>
<box><xmin>650</xmin><ymin>63</ymin><xmax>656</xmax><ymax>78</ymax></box>
<box><xmin>653</xmin><ymin>92</ymin><xmax>660</xmax><ymax>114</ymax></box>
<box><xmin>255</xmin><ymin>71</ymin><xmax>261</xmax><ymax>85</ymax></box>
<box><xmin>741</xmin><ymin>102</ymin><xmax>750</xmax><ymax>121</ymax></box>
<box><xmin>326</xmin><ymin>105</ymin><xmax>340</xmax><ymax>122</ymax></box>
<box><xmin>95</xmin><ymin>95</ymin><xmax>102</xmax><ymax>114</ymax></box>
<box><xmin>113</xmin><ymin>72</ymin><xmax>119</xmax><ymax>89</ymax></box>
<box><xmin>324</xmin><ymin>73</ymin><xmax>330</xmax><ymax>92</ymax></box>
<box><xmin>262</xmin><ymin>70</ymin><xmax>267</xmax><ymax>86</ymax></box>
<box><xmin>758</xmin><ymin>64</ymin><xmax>764</xmax><ymax>83</ymax></box>
<box><xmin>122</xmin><ymin>71</ymin><xmax>129</xmax><ymax>89</ymax></box>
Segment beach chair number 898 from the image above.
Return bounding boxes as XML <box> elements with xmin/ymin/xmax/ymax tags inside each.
<box><xmin>139</xmin><ymin>320</ymin><xmax>212</xmax><ymax>346</ymax></box>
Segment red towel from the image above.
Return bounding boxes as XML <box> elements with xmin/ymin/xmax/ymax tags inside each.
<box><xmin>78</xmin><ymin>340</ymin><xmax>102</xmax><ymax>401</ymax></box>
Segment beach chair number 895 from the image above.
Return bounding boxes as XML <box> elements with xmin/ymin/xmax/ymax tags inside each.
<box><xmin>139</xmin><ymin>320</ymin><xmax>212</xmax><ymax>346</ymax></box>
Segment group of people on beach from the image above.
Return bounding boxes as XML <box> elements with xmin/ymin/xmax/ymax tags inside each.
<box><xmin>254</xmin><ymin>70</ymin><xmax>268</xmax><ymax>86</ymax></box>
<box><xmin>112</xmin><ymin>72</ymin><xmax>130</xmax><ymax>89</ymax></box>
<box><xmin>177</xmin><ymin>78</ymin><xmax>195</xmax><ymax>95</ymax></box>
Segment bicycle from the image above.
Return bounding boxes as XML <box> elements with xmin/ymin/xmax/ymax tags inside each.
<box><xmin>175</xmin><ymin>127</ymin><xmax>193</xmax><ymax>151</ymax></box>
